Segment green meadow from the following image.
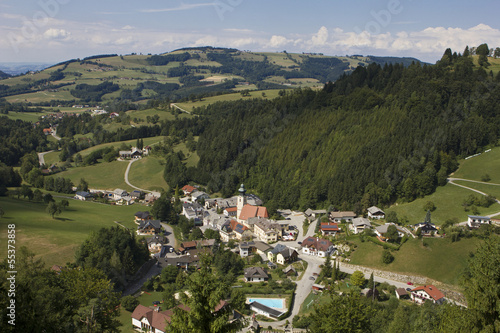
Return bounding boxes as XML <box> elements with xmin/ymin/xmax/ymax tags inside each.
<box><xmin>349</xmin><ymin>237</ymin><xmax>482</xmax><ymax>286</ymax></box>
<box><xmin>0</xmin><ymin>196</ymin><xmax>140</xmax><ymax>266</ymax></box>
<box><xmin>452</xmin><ymin>146</ymin><xmax>500</xmax><ymax>182</ymax></box>
<box><xmin>174</xmin><ymin>89</ymin><xmax>282</xmax><ymax>112</ymax></box>
<box><xmin>128</xmin><ymin>157</ymin><xmax>169</xmax><ymax>192</ymax></box>
<box><xmin>386</xmin><ymin>183</ymin><xmax>500</xmax><ymax>225</ymax></box>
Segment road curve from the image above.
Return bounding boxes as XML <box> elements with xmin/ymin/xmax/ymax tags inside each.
<box><xmin>124</xmin><ymin>159</ymin><xmax>155</xmax><ymax>193</ymax></box>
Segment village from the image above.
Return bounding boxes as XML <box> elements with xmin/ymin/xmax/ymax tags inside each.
<box><xmin>71</xmin><ymin>173</ymin><xmax>485</xmax><ymax>332</ymax></box>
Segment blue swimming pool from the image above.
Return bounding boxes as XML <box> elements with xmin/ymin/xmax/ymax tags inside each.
<box><xmin>247</xmin><ymin>298</ymin><xmax>284</xmax><ymax>309</ymax></box>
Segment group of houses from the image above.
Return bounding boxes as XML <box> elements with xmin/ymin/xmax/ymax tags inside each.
<box><xmin>119</xmin><ymin>146</ymin><xmax>152</xmax><ymax>159</ymax></box>
<box><xmin>74</xmin><ymin>188</ymin><xmax>160</xmax><ymax>205</ymax></box>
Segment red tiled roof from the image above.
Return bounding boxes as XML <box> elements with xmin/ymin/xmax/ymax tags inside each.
<box><xmin>182</xmin><ymin>185</ymin><xmax>196</xmax><ymax>194</ymax></box>
<box><xmin>301</xmin><ymin>237</ymin><xmax>333</xmax><ymax>252</ymax></box>
<box><xmin>224</xmin><ymin>207</ymin><xmax>238</xmax><ymax>212</ymax></box>
<box><xmin>410</xmin><ymin>285</ymin><xmax>445</xmax><ymax>301</ymax></box>
<box><xmin>239</xmin><ymin>204</ymin><xmax>268</xmax><ymax>220</ymax></box>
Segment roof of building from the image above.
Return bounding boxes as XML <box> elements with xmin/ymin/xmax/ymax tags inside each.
<box><xmin>270</xmin><ymin>244</ymin><xmax>288</xmax><ymax>255</ymax></box>
<box><xmin>410</xmin><ymin>285</ymin><xmax>445</xmax><ymax>301</ymax></box>
<box><xmin>367</xmin><ymin>206</ymin><xmax>385</xmax><ymax>215</ymax></box>
<box><xmin>468</xmin><ymin>215</ymin><xmax>491</xmax><ymax>220</ymax></box>
<box><xmin>244</xmin><ymin>267</ymin><xmax>269</xmax><ymax>279</ymax></box>
<box><xmin>139</xmin><ymin>219</ymin><xmax>161</xmax><ymax>230</ymax></box>
<box><xmin>249</xmin><ymin>302</ymin><xmax>283</xmax><ymax>318</ymax></box>
<box><xmin>283</xmin><ymin>265</ymin><xmax>297</xmax><ymax>274</ymax></box>
<box><xmin>131</xmin><ymin>305</ymin><xmax>170</xmax><ymax>332</ymax></box>
<box><xmin>182</xmin><ymin>185</ymin><xmax>196</xmax><ymax>194</ymax></box>
<box><xmin>239</xmin><ymin>204</ymin><xmax>269</xmax><ymax>221</ymax></box>
<box><xmin>330</xmin><ymin>211</ymin><xmax>356</xmax><ymax>218</ymax></box>
<box><xmin>352</xmin><ymin>217</ymin><xmax>372</xmax><ymax>227</ymax></box>
<box><xmin>230</xmin><ymin>220</ymin><xmax>249</xmax><ymax>235</ymax></box>
<box><xmin>114</xmin><ymin>188</ymin><xmax>127</xmax><ymax>195</ymax></box>
<box><xmin>147</xmin><ymin>235</ymin><xmax>165</xmax><ymax>244</ymax></box>
<box><xmin>375</xmin><ymin>223</ymin><xmax>405</xmax><ymax>234</ymax></box>
<box><xmin>224</xmin><ymin>207</ymin><xmax>238</xmax><ymax>212</ymax></box>
<box><xmin>135</xmin><ymin>211</ymin><xmax>151</xmax><ymax>219</ymax></box>
<box><xmin>75</xmin><ymin>191</ymin><xmax>91</xmax><ymax>197</ymax></box>
<box><xmin>395</xmin><ymin>288</ymin><xmax>408</xmax><ymax>297</ymax></box>
<box><xmin>320</xmin><ymin>222</ymin><xmax>339</xmax><ymax>231</ymax></box>
<box><xmin>302</xmin><ymin>237</ymin><xmax>334</xmax><ymax>252</ymax></box>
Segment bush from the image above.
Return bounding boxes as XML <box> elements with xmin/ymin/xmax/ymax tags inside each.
<box><xmin>382</xmin><ymin>250</ymin><xmax>394</xmax><ymax>264</ymax></box>
<box><xmin>121</xmin><ymin>295</ymin><xmax>139</xmax><ymax>312</ymax></box>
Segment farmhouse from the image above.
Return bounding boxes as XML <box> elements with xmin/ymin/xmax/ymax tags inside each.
<box><xmin>350</xmin><ymin>217</ymin><xmax>372</xmax><ymax>234</ymax></box>
<box><xmin>131</xmin><ymin>304</ymin><xmax>171</xmax><ymax>333</ymax></box>
<box><xmin>304</xmin><ymin>208</ymin><xmax>327</xmax><ymax>220</ymax></box>
<box><xmin>319</xmin><ymin>222</ymin><xmax>340</xmax><ymax>236</ymax></box>
<box><xmin>367</xmin><ymin>206</ymin><xmax>385</xmax><ymax>219</ymax></box>
<box><xmin>244</xmin><ymin>267</ymin><xmax>269</xmax><ymax>282</ymax></box>
<box><xmin>414</xmin><ymin>222</ymin><xmax>438</xmax><ymax>236</ymax></box>
<box><xmin>75</xmin><ymin>191</ymin><xmax>92</xmax><ymax>201</ymax></box>
<box><xmin>191</xmin><ymin>191</ymin><xmax>210</xmax><ymax>202</ymax></box>
<box><xmin>467</xmin><ymin>215</ymin><xmax>491</xmax><ymax>228</ymax></box>
<box><xmin>410</xmin><ymin>285</ymin><xmax>445</xmax><ymax>304</ymax></box>
<box><xmin>112</xmin><ymin>188</ymin><xmax>128</xmax><ymax>200</ymax></box>
<box><xmin>301</xmin><ymin>237</ymin><xmax>335</xmax><ymax>257</ymax></box>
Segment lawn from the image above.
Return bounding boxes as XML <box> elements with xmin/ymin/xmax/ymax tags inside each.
<box><xmin>349</xmin><ymin>237</ymin><xmax>482</xmax><ymax>286</ymax></box>
<box><xmin>453</xmin><ymin>180</ymin><xmax>500</xmax><ymax>202</ymax></box>
<box><xmin>386</xmin><ymin>182</ymin><xmax>500</xmax><ymax>225</ymax></box>
<box><xmin>76</xmin><ymin>136</ymin><xmax>164</xmax><ymax>158</ymax></box>
<box><xmin>127</xmin><ymin>108</ymin><xmax>193</xmax><ymax>123</ymax></box>
<box><xmin>0</xmin><ymin>196</ymin><xmax>140</xmax><ymax>267</ymax></box>
<box><xmin>54</xmin><ymin>160</ymin><xmax>132</xmax><ymax>191</ymax></box>
<box><xmin>3</xmin><ymin>111</ymin><xmax>45</xmax><ymax>122</ymax></box>
<box><xmin>452</xmin><ymin>146</ymin><xmax>500</xmax><ymax>182</ymax></box>
<box><xmin>128</xmin><ymin>156</ymin><xmax>169</xmax><ymax>192</ymax></box>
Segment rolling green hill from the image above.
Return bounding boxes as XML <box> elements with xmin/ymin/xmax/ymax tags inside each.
<box><xmin>0</xmin><ymin>48</ymin><xmax>424</xmax><ymax>108</ymax></box>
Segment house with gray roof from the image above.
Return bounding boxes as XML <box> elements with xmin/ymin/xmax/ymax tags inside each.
<box><xmin>350</xmin><ymin>217</ymin><xmax>372</xmax><ymax>234</ymax></box>
<box><xmin>244</xmin><ymin>267</ymin><xmax>269</xmax><ymax>282</ymax></box>
<box><xmin>138</xmin><ymin>219</ymin><xmax>162</xmax><ymax>235</ymax></box>
<box><xmin>367</xmin><ymin>206</ymin><xmax>385</xmax><ymax>219</ymax></box>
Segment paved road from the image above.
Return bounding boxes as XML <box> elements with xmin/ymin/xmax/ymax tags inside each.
<box><xmin>37</xmin><ymin>150</ymin><xmax>54</xmax><ymax>165</ymax></box>
<box><xmin>170</xmin><ymin>103</ymin><xmax>191</xmax><ymax>114</ymax></box>
<box><xmin>124</xmin><ymin>159</ymin><xmax>156</xmax><ymax>193</ymax></box>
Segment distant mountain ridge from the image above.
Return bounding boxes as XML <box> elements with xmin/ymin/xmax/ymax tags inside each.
<box><xmin>0</xmin><ymin>62</ymin><xmax>52</xmax><ymax>76</ymax></box>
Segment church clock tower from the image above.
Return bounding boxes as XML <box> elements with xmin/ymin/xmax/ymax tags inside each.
<box><xmin>237</xmin><ymin>184</ymin><xmax>247</xmax><ymax>219</ymax></box>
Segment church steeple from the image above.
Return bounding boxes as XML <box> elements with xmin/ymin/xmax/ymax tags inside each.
<box><xmin>237</xmin><ymin>184</ymin><xmax>247</xmax><ymax>220</ymax></box>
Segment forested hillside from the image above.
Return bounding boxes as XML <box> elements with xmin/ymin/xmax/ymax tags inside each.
<box><xmin>191</xmin><ymin>48</ymin><xmax>500</xmax><ymax>212</ymax></box>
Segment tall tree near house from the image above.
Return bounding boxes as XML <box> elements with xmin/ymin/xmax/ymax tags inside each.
<box><xmin>462</xmin><ymin>237</ymin><xmax>500</xmax><ymax>331</ymax></box>
<box><xmin>166</xmin><ymin>256</ymin><xmax>246</xmax><ymax>333</ymax></box>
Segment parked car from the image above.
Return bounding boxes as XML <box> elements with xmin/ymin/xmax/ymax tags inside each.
<box><xmin>406</xmin><ymin>288</ymin><xmax>411</xmax><ymax>291</ymax></box>
<box><xmin>407</xmin><ymin>282</ymin><xmax>413</xmax><ymax>285</ymax></box>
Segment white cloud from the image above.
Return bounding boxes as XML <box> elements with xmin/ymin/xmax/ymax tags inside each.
<box><xmin>43</xmin><ymin>28</ymin><xmax>70</xmax><ymax>40</ymax></box>
<box><xmin>311</xmin><ymin>26</ymin><xmax>329</xmax><ymax>46</ymax></box>
<box><xmin>268</xmin><ymin>35</ymin><xmax>291</xmax><ymax>48</ymax></box>
<box><xmin>140</xmin><ymin>3</ymin><xmax>216</xmax><ymax>13</ymax></box>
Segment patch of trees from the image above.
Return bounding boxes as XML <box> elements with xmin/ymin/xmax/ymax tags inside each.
<box><xmin>0</xmin><ymin>247</ymin><xmax>121</xmax><ymax>332</ymax></box>
<box><xmin>146</xmin><ymin>52</ymin><xmax>192</xmax><ymax>66</ymax></box>
<box><xmin>0</xmin><ymin>117</ymin><xmax>48</xmax><ymax>166</ymax></box>
<box><xmin>188</xmin><ymin>46</ymin><xmax>500</xmax><ymax>211</ymax></box>
<box><xmin>299</xmin><ymin>56</ymin><xmax>350</xmax><ymax>82</ymax></box>
<box><xmin>0</xmin><ymin>163</ymin><xmax>21</xmax><ymax>195</ymax></box>
<box><xmin>82</xmin><ymin>54</ymin><xmax>118</xmax><ymax>61</ymax></box>
<box><xmin>70</xmin><ymin>81</ymin><xmax>120</xmax><ymax>102</ymax></box>
<box><xmin>0</xmin><ymin>70</ymin><xmax>11</xmax><ymax>79</ymax></box>
<box><xmin>75</xmin><ymin>226</ymin><xmax>150</xmax><ymax>290</ymax></box>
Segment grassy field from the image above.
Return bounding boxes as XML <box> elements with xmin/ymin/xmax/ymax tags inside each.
<box><xmin>54</xmin><ymin>160</ymin><xmax>132</xmax><ymax>191</ymax></box>
<box><xmin>128</xmin><ymin>157</ymin><xmax>169</xmax><ymax>192</ymax></box>
<box><xmin>349</xmin><ymin>237</ymin><xmax>482</xmax><ymax>286</ymax></box>
<box><xmin>386</xmin><ymin>182</ymin><xmax>500</xmax><ymax>225</ymax></box>
<box><xmin>174</xmin><ymin>89</ymin><xmax>282</xmax><ymax>112</ymax></box>
<box><xmin>3</xmin><ymin>111</ymin><xmax>46</xmax><ymax>122</ymax></box>
<box><xmin>76</xmin><ymin>136</ymin><xmax>164</xmax><ymax>158</ymax></box>
<box><xmin>0</xmin><ymin>196</ymin><xmax>140</xmax><ymax>266</ymax></box>
<box><xmin>452</xmin><ymin>147</ymin><xmax>500</xmax><ymax>182</ymax></box>
<box><xmin>452</xmin><ymin>180</ymin><xmax>500</xmax><ymax>201</ymax></box>
<box><xmin>127</xmin><ymin>108</ymin><xmax>193</xmax><ymax>123</ymax></box>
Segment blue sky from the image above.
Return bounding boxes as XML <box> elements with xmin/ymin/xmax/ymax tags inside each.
<box><xmin>1</xmin><ymin>0</ymin><xmax>500</xmax><ymax>63</ymax></box>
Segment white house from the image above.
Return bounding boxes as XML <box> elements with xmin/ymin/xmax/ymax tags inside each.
<box><xmin>131</xmin><ymin>304</ymin><xmax>170</xmax><ymax>333</ymax></box>
<box><xmin>467</xmin><ymin>215</ymin><xmax>491</xmax><ymax>228</ymax></box>
<box><xmin>410</xmin><ymin>285</ymin><xmax>445</xmax><ymax>305</ymax></box>
<box><xmin>244</xmin><ymin>267</ymin><xmax>269</xmax><ymax>282</ymax></box>
<box><xmin>75</xmin><ymin>191</ymin><xmax>92</xmax><ymax>201</ymax></box>
<box><xmin>249</xmin><ymin>302</ymin><xmax>284</xmax><ymax>319</ymax></box>
<box><xmin>329</xmin><ymin>211</ymin><xmax>356</xmax><ymax>223</ymax></box>
<box><xmin>350</xmin><ymin>217</ymin><xmax>372</xmax><ymax>234</ymax></box>
<box><xmin>112</xmin><ymin>188</ymin><xmax>128</xmax><ymax>200</ymax></box>
<box><xmin>301</xmin><ymin>237</ymin><xmax>335</xmax><ymax>257</ymax></box>
<box><xmin>367</xmin><ymin>206</ymin><xmax>385</xmax><ymax>219</ymax></box>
